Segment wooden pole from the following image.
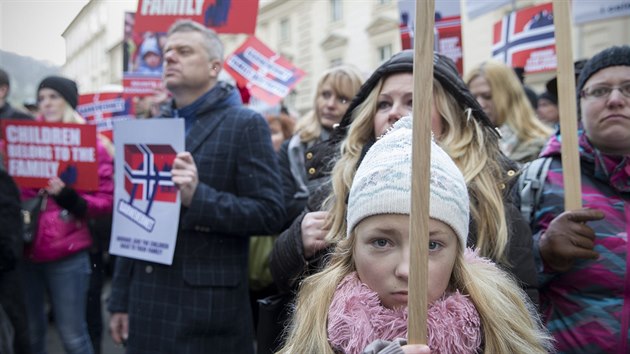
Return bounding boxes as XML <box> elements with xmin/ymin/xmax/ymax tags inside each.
<box><xmin>408</xmin><ymin>0</ymin><xmax>434</xmax><ymax>345</ymax></box>
<box><xmin>552</xmin><ymin>0</ymin><xmax>582</xmax><ymax>210</ymax></box>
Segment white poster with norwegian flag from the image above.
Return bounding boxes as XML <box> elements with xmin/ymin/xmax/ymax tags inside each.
<box><xmin>492</xmin><ymin>2</ymin><xmax>556</xmax><ymax>74</ymax></box>
<box><xmin>109</xmin><ymin>119</ymin><xmax>184</xmax><ymax>265</ymax></box>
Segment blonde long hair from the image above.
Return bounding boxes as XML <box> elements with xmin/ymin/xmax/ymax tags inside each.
<box><xmin>326</xmin><ymin>77</ymin><xmax>511</xmax><ymax>263</ymax></box>
<box><xmin>61</xmin><ymin>105</ymin><xmax>86</xmax><ymax>125</ymax></box>
<box><xmin>465</xmin><ymin>61</ymin><xmax>552</xmax><ymax>142</ymax></box>
<box><xmin>325</xmin><ymin>80</ymin><xmax>383</xmax><ymax>242</ymax></box>
<box><xmin>295</xmin><ymin>66</ymin><xmax>363</xmax><ymax>144</ymax></box>
<box><xmin>433</xmin><ymin>79</ymin><xmax>509</xmax><ymax>262</ymax></box>
<box><xmin>278</xmin><ymin>237</ymin><xmax>552</xmax><ymax>354</ymax></box>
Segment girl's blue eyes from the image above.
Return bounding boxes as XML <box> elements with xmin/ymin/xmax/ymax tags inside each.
<box><xmin>429</xmin><ymin>241</ymin><xmax>441</xmax><ymax>251</ymax></box>
<box><xmin>376</xmin><ymin>100</ymin><xmax>413</xmax><ymax>110</ymax></box>
<box><xmin>370</xmin><ymin>239</ymin><xmax>442</xmax><ymax>250</ymax></box>
<box><xmin>377</xmin><ymin>101</ymin><xmax>391</xmax><ymax>110</ymax></box>
<box><xmin>372</xmin><ymin>239</ymin><xmax>389</xmax><ymax>248</ymax></box>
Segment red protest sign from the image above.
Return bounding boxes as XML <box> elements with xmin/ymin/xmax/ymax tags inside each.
<box><xmin>435</xmin><ymin>16</ymin><xmax>463</xmax><ymax>75</ymax></box>
<box><xmin>78</xmin><ymin>92</ymin><xmax>134</xmax><ymax>141</ymax></box>
<box><xmin>134</xmin><ymin>0</ymin><xmax>259</xmax><ymax>34</ymax></box>
<box><xmin>398</xmin><ymin>1</ymin><xmax>463</xmax><ymax>75</ymax></box>
<box><xmin>1</xmin><ymin>120</ymin><xmax>99</xmax><ymax>191</ymax></box>
<box><xmin>123</xmin><ymin>12</ymin><xmax>165</xmax><ymax>98</ymax></box>
<box><xmin>224</xmin><ymin>36</ymin><xmax>305</xmax><ymax>106</ymax></box>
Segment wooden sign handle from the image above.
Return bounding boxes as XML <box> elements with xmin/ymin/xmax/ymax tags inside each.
<box><xmin>553</xmin><ymin>0</ymin><xmax>582</xmax><ymax>210</ymax></box>
<box><xmin>408</xmin><ymin>0</ymin><xmax>434</xmax><ymax>345</ymax></box>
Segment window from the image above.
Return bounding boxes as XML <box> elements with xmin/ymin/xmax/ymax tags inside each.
<box><xmin>331</xmin><ymin>0</ymin><xmax>342</xmax><ymax>22</ymax></box>
<box><xmin>279</xmin><ymin>18</ymin><xmax>290</xmax><ymax>43</ymax></box>
<box><xmin>378</xmin><ymin>44</ymin><xmax>392</xmax><ymax>63</ymax></box>
<box><xmin>377</xmin><ymin>0</ymin><xmax>391</xmax><ymax>4</ymax></box>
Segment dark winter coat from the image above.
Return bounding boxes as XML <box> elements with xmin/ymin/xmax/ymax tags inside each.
<box><xmin>0</xmin><ymin>169</ymin><xmax>31</xmax><ymax>354</ymax></box>
<box><xmin>108</xmin><ymin>82</ymin><xmax>285</xmax><ymax>354</ymax></box>
<box><xmin>0</xmin><ymin>102</ymin><xmax>32</xmax><ymax>121</ymax></box>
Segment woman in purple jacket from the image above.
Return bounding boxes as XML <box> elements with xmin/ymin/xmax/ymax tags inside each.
<box><xmin>20</xmin><ymin>76</ymin><xmax>113</xmax><ymax>354</ymax></box>
<box><xmin>530</xmin><ymin>46</ymin><xmax>630</xmax><ymax>353</ymax></box>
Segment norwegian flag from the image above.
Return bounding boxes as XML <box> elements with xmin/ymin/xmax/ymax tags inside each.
<box><xmin>124</xmin><ymin>144</ymin><xmax>177</xmax><ymax>211</ymax></box>
<box><xmin>492</xmin><ymin>2</ymin><xmax>556</xmax><ymax>74</ymax></box>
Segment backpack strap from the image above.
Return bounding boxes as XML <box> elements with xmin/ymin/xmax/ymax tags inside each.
<box><xmin>518</xmin><ymin>157</ymin><xmax>553</xmax><ymax>226</ymax></box>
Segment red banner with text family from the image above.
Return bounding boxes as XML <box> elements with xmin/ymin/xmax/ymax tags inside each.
<box><xmin>1</xmin><ymin>120</ymin><xmax>99</xmax><ymax>190</ymax></box>
<box><xmin>224</xmin><ymin>36</ymin><xmax>305</xmax><ymax>106</ymax></box>
<box><xmin>135</xmin><ymin>0</ymin><xmax>259</xmax><ymax>33</ymax></box>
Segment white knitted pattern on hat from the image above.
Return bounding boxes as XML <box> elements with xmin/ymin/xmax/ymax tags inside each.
<box><xmin>347</xmin><ymin>116</ymin><xmax>469</xmax><ymax>248</ymax></box>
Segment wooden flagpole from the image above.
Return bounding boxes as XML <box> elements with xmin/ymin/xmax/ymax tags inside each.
<box><xmin>552</xmin><ymin>0</ymin><xmax>582</xmax><ymax>210</ymax></box>
<box><xmin>408</xmin><ymin>0</ymin><xmax>434</xmax><ymax>345</ymax></box>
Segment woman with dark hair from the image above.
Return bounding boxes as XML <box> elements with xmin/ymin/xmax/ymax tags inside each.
<box><xmin>527</xmin><ymin>45</ymin><xmax>630</xmax><ymax>353</ymax></box>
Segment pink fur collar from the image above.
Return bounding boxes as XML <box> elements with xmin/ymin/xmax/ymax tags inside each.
<box><xmin>327</xmin><ymin>272</ymin><xmax>481</xmax><ymax>354</ymax></box>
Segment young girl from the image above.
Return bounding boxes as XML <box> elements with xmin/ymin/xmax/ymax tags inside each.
<box><xmin>278</xmin><ymin>117</ymin><xmax>552</xmax><ymax>354</ymax></box>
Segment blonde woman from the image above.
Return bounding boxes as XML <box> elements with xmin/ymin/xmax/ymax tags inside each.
<box><xmin>278</xmin><ymin>66</ymin><xmax>363</xmax><ymax>224</ymax></box>
<box><xmin>466</xmin><ymin>61</ymin><xmax>552</xmax><ymax>164</ymax></box>
<box><xmin>20</xmin><ymin>76</ymin><xmax>114</xmax><ymax>354</ymax></box>
<box><xmin>278</xmin><ymin>117</ymin><xmax>552</xmax><ymax>354</ymax></box>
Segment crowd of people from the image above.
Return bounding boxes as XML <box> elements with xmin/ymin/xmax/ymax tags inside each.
<box><xmin>0</xmin><ymin>17</ymin><xmax>628</xmax><ymax>354</ymax></box>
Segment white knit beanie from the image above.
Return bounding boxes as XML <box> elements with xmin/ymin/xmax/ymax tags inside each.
<box><xmin>347</xmin><ymin>116</ymin><xmax>469</xmax><ymax>248</ymax></box>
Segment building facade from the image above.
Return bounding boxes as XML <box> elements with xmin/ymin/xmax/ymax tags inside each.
<box><xmin>61</xmin><ymin>0</ymin><xmax>629</xmax><ymax>112</ymax></box>
<box><xmin>62</xmin><ymin>0</ymin><xmax>136</xmax><ymax>93</ymax></box>
<box><xmin>462</xmin><ymin>0</ymin><xmax>630</xmax><ymax>91</ymax></box>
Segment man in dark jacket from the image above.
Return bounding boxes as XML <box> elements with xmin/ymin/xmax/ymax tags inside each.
<box><xmin>0</xmin><ymin>69</ymin><xmax>32</xmax><ymax>121</ymax></box>
<box><xmin>0</xmin><ymin>168</ymin><xmax>31</xmax><ymax>354</ymax></box>
<box><xmin>108</xmin><ymin>20</ymin><xmax>285</xmax><ymax>354</ymax></box>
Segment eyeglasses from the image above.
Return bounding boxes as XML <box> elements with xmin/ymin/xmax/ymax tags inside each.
<box><xmin>581</xmin><ymin>82</ymin><xmax>630</xmax><ymax>99</ymax></box>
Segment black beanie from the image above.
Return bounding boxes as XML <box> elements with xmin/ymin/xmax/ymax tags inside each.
<box><xmin>545</xmin><ymin>59</ymin><xmax>587</xmax><ymax>98</ymax></box>
<box><xmin>577</xmin><ymin>45</ymin><xmax>630</xmax><ymax>98</ymax></box>
<box><xmin>330</xmin><ymin>50</ymin><xmax>498</xmax><ymax>145</ymax></box>
<box><xmin>38</xmin><ymin>76</ymin><xmax>79</xmax><ymax>109</ymax></box>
